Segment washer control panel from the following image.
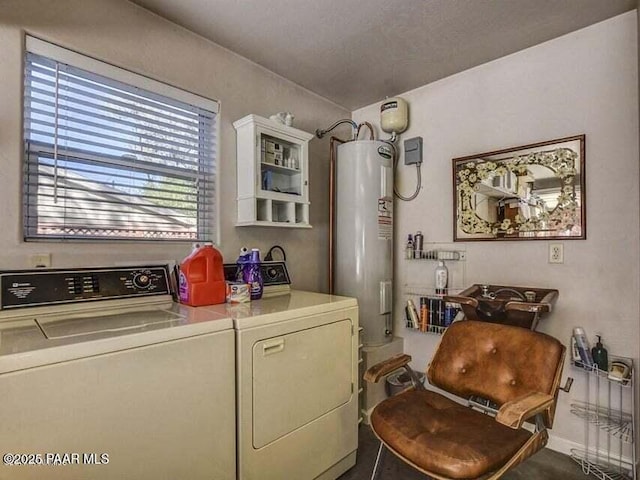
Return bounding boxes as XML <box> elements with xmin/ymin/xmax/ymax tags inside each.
<box><xmin>223</xmin><ymin>261</ymin><xmax>291</xmax><ymax>287</ymax></box>
<box><xmin>260</xmin><ymin>262</ymin><xmax>291</xmax><ymax>285</ymax></box>
<box><xmin>0</xmin><ymin>266</ymin><xmax>170</xmax><ymax>310</ymax></box>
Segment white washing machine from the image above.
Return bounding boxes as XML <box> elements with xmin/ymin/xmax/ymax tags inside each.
<box><xmin>206</xmin><ymin>290</ymin><xmax>359</xmax><ymax>480</ymax></box>
<box><xmin>0</xmin><ymin>266</ymin><xmax>235</xmax><ymax>480</ymax></box>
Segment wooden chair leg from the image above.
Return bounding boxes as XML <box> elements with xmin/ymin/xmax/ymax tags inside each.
<box><xmin>371</xmin><ymin>441</ymin><xmax>387</xmax><ymax>480</ymax></box>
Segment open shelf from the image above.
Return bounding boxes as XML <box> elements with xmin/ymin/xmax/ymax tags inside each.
<box><xmin>403</xmin><ymin>288</ymin><xmax>464</xmax><ymax>335</ymax></box>
<box><xmin>261</xmin><ymin>161</ymin><xmax>300</xmax><ymax>175</ymax></box>
<box><xmin>406</xmin><ymin>323</ymin><xmax>449</xmax><ymax>335</ymax></box>
<box><xmin>571</xmin><ymin>449</ymin><xmax>634</xmax><ymax>480</ymax></box>
<box><xmin>572</xmin><ymin>361</ymin><xmax>633</xmax><ymax>388</ymax></box>
<box><xmin>570</xmin><ymin>402</ymin><xmax>633</xmax><ymax>443</ymax></box>
<box><xmin>474</xmin><ymin>182</ymin><xmax>517</xmax><ymax>199</ymax></box>
<box><xmin>405</xmin><ymin>249</ymin><xmax>465</xmax><ymax>261</ymax></box>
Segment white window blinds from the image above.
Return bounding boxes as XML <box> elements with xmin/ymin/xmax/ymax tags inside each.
<box><xmin>23</xmin><ymin>39</ymin><xmax>218</xmax><ymax>242</ymax></box>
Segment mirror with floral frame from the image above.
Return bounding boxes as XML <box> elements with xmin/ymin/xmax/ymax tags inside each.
<box><xmin>453</xmin><ymin>135</ymin><xmax>585</xmax><ymax>241</ymax></box>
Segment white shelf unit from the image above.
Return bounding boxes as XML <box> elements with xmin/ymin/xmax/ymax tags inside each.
<box><xmin>234</xmin><ymin>114</ymin><xmax>314</xmax><ymax>228</ymax></box>
<box><xmin>570</xmin><ymin>358</ymin><xmax>636</xmax><ymax>480</ymax></box>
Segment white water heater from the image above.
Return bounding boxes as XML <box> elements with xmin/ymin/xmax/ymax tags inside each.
<box><xmin>335</xmin><ymin>141</ymin><xmax>393</xmax><ymax>346</ymax></box>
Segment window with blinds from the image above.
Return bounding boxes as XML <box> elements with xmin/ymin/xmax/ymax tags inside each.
<box><xmin>23</xmin><ymin>39</ymin><xmax>218</xmax><ymax>242</ymax></box>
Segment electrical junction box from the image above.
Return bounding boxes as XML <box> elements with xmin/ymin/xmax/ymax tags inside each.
<box><xmin>404</xmin><ymin>137</ymin><xmax>423</xmax><ymax>165</ymax></box>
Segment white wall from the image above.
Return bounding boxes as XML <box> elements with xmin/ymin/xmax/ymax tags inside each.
<box><xmin>0</xmin><ymin>0</ymin><xmax>349</xmax><ymax>291</ymax></box>
<box><xmin>354</xmin><ymin>11</ymin><xmax>639</xmax><ymax>454</ymax></box>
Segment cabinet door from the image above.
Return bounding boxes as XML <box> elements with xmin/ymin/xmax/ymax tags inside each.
<box><xmin>258</xmin><ymin>131</ymin><xmax>304</xmax><ymax>197</ymax></box>
<box><xmin>251</xmin><ymin>319</ymin><xmax>352</xmax><ymax>448</ymax></box>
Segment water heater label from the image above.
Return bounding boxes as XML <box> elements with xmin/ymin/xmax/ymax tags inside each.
<box><xmin>381</xmin><ymin>101</ymin><xmax>398</xmax><ymax>112</ymax></box>
<box><xmin>377</xmin><ymin>198</ymin><xmax>393</xmax><ymax>240</ymax></box>
<box><xmin>377</xmin><ymin>145</ymin><xmax>392</xmax><ymax>159</ymax></box>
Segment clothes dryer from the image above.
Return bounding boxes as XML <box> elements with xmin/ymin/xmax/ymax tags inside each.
<box><xmin>206</xmin><ymin>290</ymin><xmax>359</xmax><ymax>480</ymax></box>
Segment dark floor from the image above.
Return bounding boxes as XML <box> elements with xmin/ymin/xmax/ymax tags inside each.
<box><xmin>339</xmin><ymin>425</ymin><xmax>592</xmax><ymax>480</ymax></box>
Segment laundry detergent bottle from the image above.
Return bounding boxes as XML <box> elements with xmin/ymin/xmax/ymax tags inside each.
<box><xmin>243</xmin><ymin>248</ymin><xmax>264</xmax><ymax>300</ymax></box>
<box><xmin>178</xmin><ymin>242</ymin><xmax>226</xmax><ymax>306</ymax></box>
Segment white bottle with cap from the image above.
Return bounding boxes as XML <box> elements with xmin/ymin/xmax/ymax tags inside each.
<box><xmin>435</xmin><ymin>261</ymin><xmax>448</xmax><ymax>295</ymax></box>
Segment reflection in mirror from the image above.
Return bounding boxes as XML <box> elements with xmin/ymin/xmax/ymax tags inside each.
<box><xmin>453</xmin><ymin>135</ymin><xmax>585</xmax><ymax>241</ymax></box>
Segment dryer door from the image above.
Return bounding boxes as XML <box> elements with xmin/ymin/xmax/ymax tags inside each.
<box><xmin>252</xmin><ymin>319</ymin><xmax>352</xmax><ymax>448</ymax></box>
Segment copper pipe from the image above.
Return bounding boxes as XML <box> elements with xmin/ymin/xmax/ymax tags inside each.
<box><xmin>362</xmin><ymin>121</ymin><xmax>375</xmax><ymax>140</ymax></box>
<box><xmin>355</xmin><ymin>121</ymin><xmax>375</xmax><ymax>141</ymax></box>
<box><xmin>329</xmin><ymin>136</ymin><xmax>346</xmax><ymax>294</ymax></box>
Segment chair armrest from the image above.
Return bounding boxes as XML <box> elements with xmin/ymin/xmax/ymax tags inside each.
<box><xmin>363</xmin><ymin>353</ymin><xmax>412</xmax><ymax>383</ymax></box>
<box><xmin>496</xmin><ymin>392</ymin><xmax>555</xmax><ymax>429</ymax></box>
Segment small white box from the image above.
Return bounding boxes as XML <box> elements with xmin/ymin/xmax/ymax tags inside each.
<box><xmin>265</xmin><ymin>140</ymin><xmax>275</xmax><ymax>153</ymax></box>
<box><xmin>226</xmin><ymin>282</ymin><xmax>251</xmax><ymax>303</ymax></box>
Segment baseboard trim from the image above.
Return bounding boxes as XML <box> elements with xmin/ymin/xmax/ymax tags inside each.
<box><xmin>546</xmin><ymin>433</ymin><xmax>583</xmax><ymax>456</ymax></box>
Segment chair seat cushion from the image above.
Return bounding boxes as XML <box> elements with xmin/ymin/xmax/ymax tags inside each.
<box><xmin>371</xmin><ymin>389</ymin><xmax>533</xmax><ymax>479</ymax></box>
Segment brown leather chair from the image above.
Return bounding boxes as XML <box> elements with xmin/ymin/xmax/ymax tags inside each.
<box><xmin>364</xmin><ymin>320</ymin><xmax>569</xmax><ymax>480</ymax></box>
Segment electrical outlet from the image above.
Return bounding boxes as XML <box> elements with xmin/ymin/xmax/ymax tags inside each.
<box><xmin>548</xmin><ymin>244</ymin><xmax>563</xmax><ymax>264</ymax></box>
<box><xmin>29</xmin><ymin>253</ymin><xmax>51</xmax><ymax>268</ymax></box>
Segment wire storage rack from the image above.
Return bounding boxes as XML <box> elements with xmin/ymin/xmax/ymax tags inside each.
<box><xmin>403</xmin><ymin>243</ymin><xmax>466</xmax><ymax>335</ymax></box>
<box><xmin>402</xmin><ymin>286</ymin><xmax>465</xmax><ymax>335</ymax></box>
<box><xmin>570</xmin><ymin>357</ymin><xmax>636</xmax><ymax>480</ymax></box>
<box><xmin>404</xmin><ymin>249</ymin><xmax>464</xmax><ymax>261</ymax></box>
<box><xmin>401</xmin><ymin>242</ymin><xmax>466</xmax><ymax>335</ymax></box>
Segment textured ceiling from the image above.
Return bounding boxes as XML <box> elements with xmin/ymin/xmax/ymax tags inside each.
<box><xmin>130</xmin><ymin>0</ymin><xmax>636</xmax><ymax>110</ymax></box>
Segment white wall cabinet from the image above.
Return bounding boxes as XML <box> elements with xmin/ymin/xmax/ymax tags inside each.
<box><xmin>234</xmin><ymin>114</ymin><xmax>314</xmax><ymax>228</ymax></box>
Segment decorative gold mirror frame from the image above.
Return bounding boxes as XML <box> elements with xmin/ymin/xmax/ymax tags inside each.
<box><xmin>453</xmin><ymin>135</ymin><xmax>586</xmax><ymax>241</ymax></box>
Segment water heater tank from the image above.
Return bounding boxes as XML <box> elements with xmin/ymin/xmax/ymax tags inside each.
<box><xmin>380</xmin><ymin>97</ymin><xmax>408</xmax><ymax>134</ymax></box>
<box><xmin>334</xmin><ymin>141</ymin><xmax>393</xmax><ymax>346</ymax></box>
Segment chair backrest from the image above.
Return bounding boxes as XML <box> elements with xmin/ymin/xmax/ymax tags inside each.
<box><xmin>427</xmin><ymin>321</ymin><xmax>565</xmax><ymax>410</ymax></box>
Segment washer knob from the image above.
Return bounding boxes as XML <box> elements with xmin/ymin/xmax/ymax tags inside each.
<box><xmin>133</xmin><ymin>273</ymin><xmax>151</xmax><ymax>289</ymax></box>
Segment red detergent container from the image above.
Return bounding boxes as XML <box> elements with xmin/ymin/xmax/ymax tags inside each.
<box><xmin>178</xmin><ymin>242</ymin><xmax>226</xmax><ymax>306</ymax></box>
